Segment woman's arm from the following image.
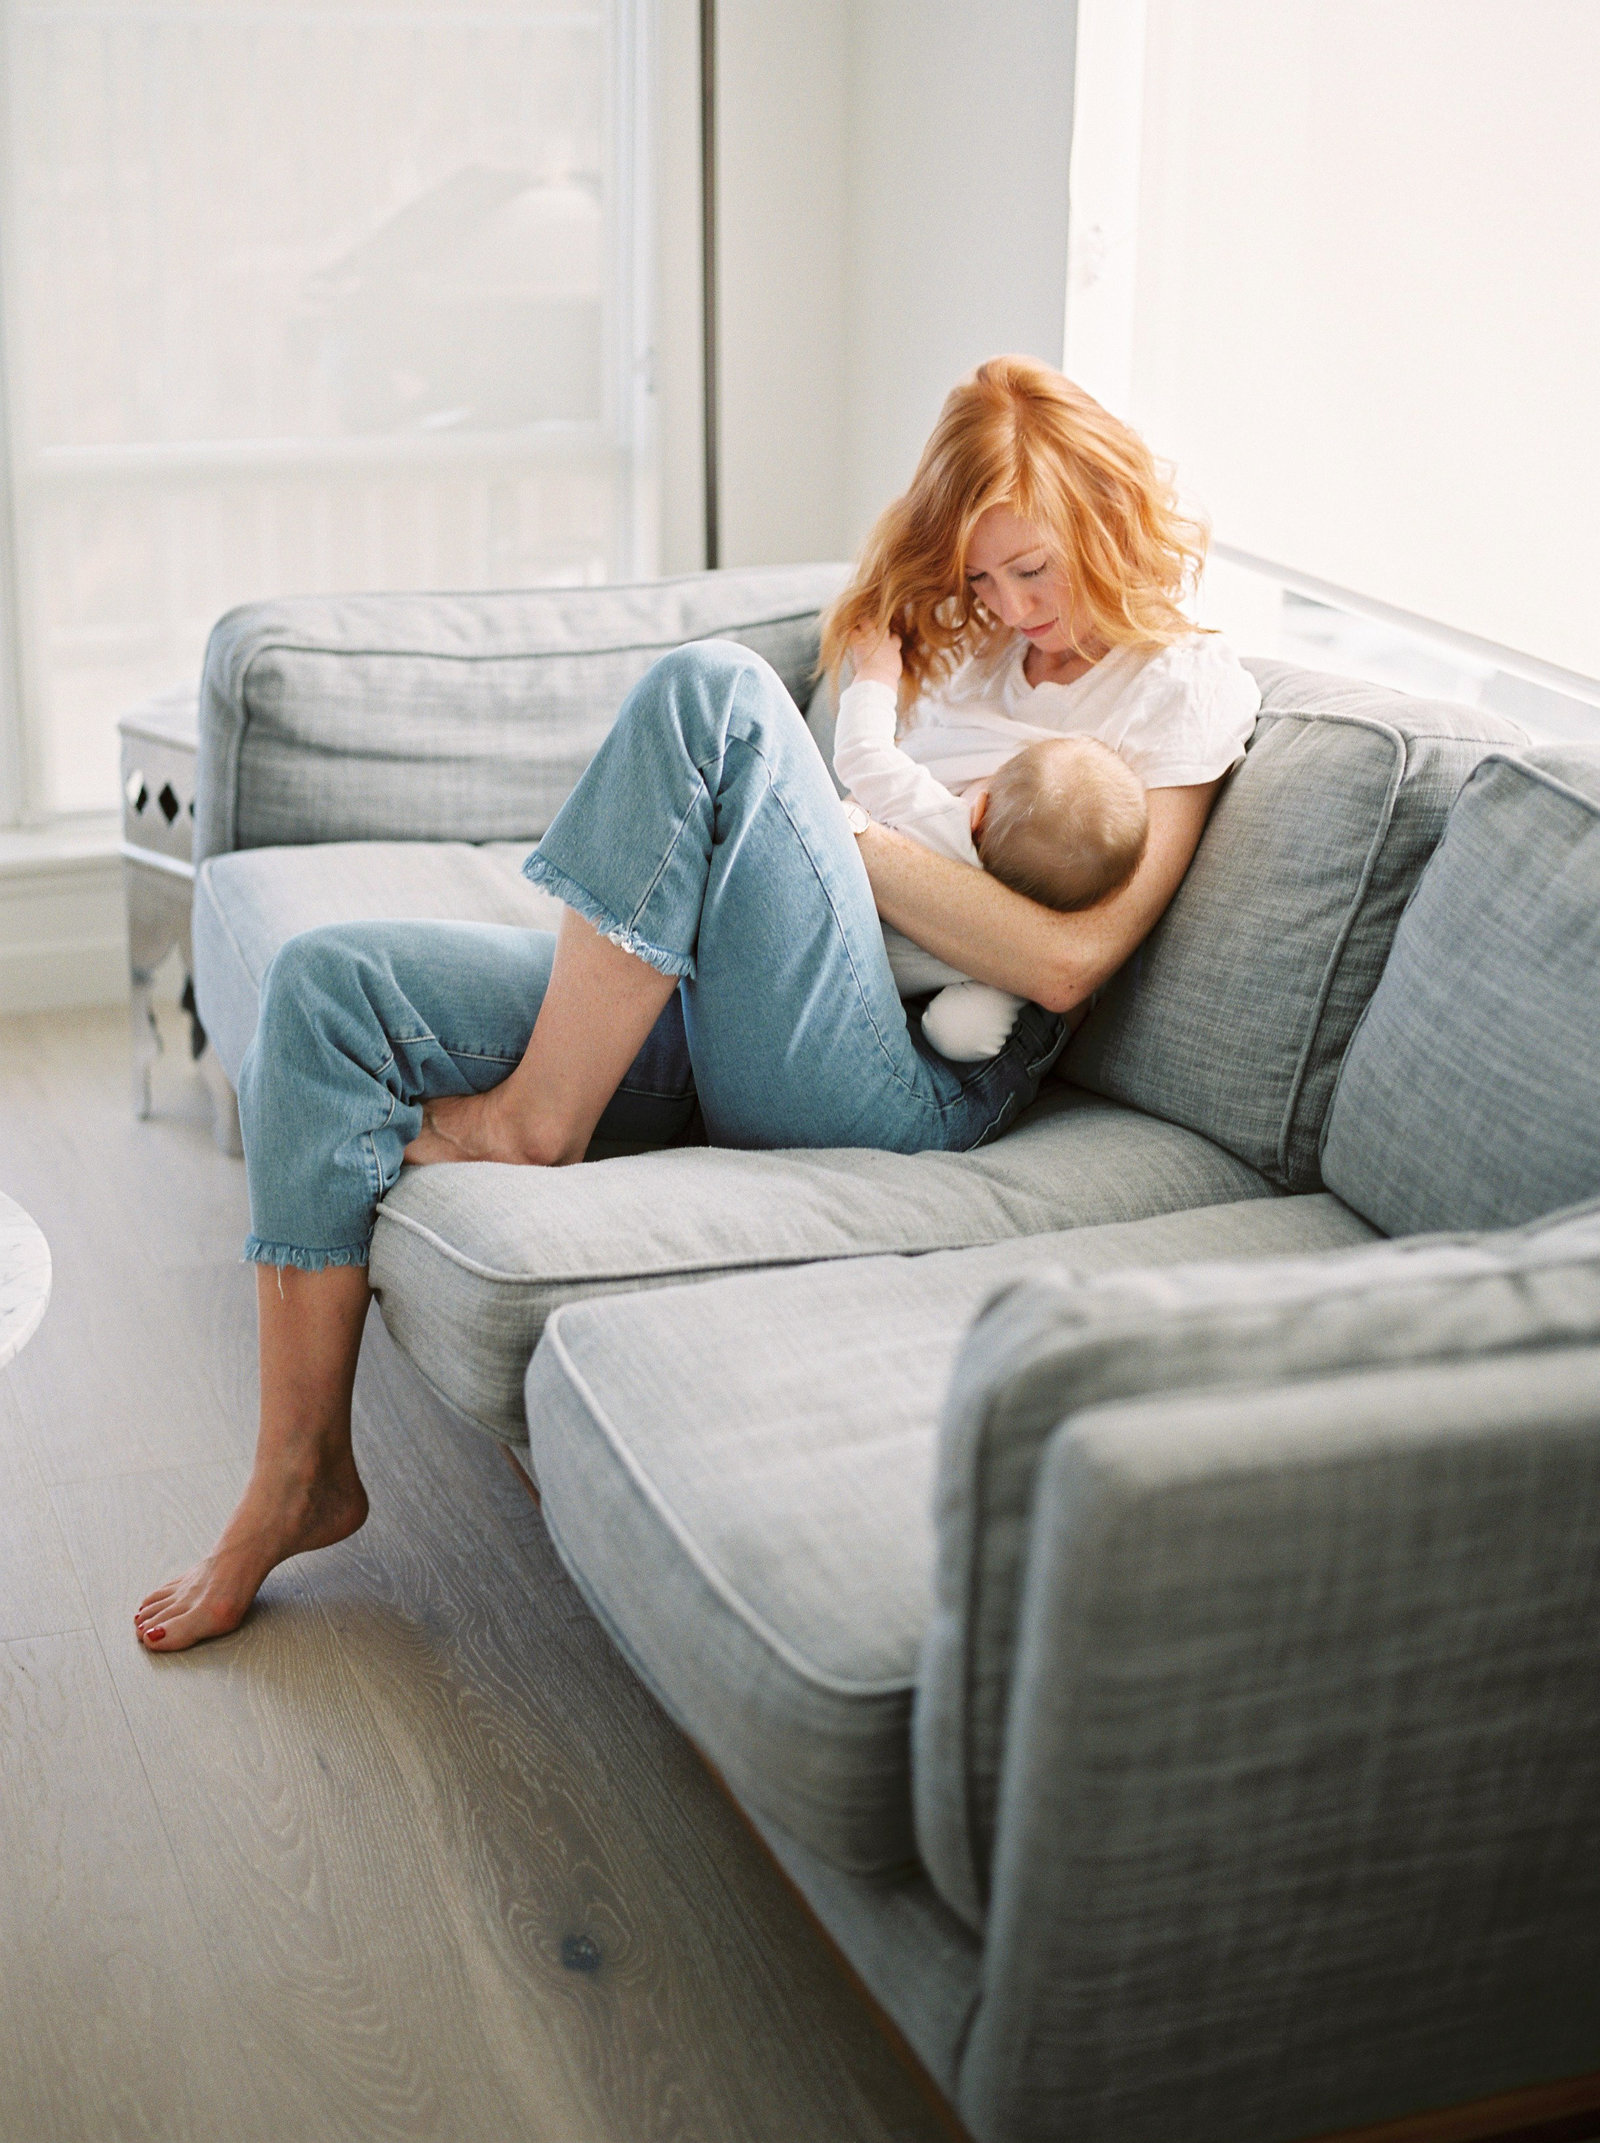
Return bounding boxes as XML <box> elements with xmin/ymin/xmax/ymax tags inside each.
<box><xmin>859</xmin><ymin>780</ymin><xmax>1221</xmax><ymax>1015</ymax></box>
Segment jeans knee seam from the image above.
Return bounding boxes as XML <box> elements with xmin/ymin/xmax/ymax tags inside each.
<box><xmin>625</xmin><ymin>782</ymin><xmax>706</xmax><ymax>940</ymax></box>
<box><xmin>747</xmin><ymin>744</ymin><xmax>1010</xmax><ymax>1117</ymax></box>
<box><xmin>362</xmin><ymin>1129</ymin><xmax>385</xmax><ymax>1202</ymax></box>
<box><xmin>751</xmin><ymin>760</ymin><xmax>930</xmax><ymax>1104</ymax></box>
<box><xmin>746</xmin><ymin>729</ymin><xmax>1050</xmax><ymax>1124</ymax></box>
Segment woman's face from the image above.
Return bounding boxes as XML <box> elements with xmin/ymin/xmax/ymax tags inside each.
<box><xmin>963</xmin><ymin>505</ymin><xmax>1090</xmax><ymax>656</ymax></box>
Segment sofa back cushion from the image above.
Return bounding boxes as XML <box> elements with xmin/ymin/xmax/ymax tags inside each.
<box><xmin>195</xmin><ymin>564</ymin><xmax>850</xmax><ymax>861</ymax></box>
<box><xmin>1321</xmin><ymin>747</ymin><xmax>1600</xmax><ymax>1234</ymax></box>
<box><xmin>1063</xmin><ymin>663</ymin><xmax>1521</xmax><ymax>1188</ymax></box>
<box><xmin>914</xmin><ymin>1200</ymin><xmax>1600</xmax><ymax>1934</ymax></box>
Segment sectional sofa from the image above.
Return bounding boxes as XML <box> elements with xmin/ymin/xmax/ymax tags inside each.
<box><xmin>190</xmin><ymin>565</ymin><xmax>1600</xmax><ymax>2143</ymax></box>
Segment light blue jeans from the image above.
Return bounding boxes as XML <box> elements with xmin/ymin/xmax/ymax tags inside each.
<box><xmin>238</xmin><ymin>640</ymin><xmax>1068</xmax><ymax>1269</ymax></box>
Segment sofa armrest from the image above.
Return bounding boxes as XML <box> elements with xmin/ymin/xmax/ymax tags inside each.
<box><xmin>916</xmin><ymin>1211</ymin><xmax>1600</xmax><ymax>1932</ymax></box>
<box><xmin>957</xmin><ymin>1347</ymin><xmax>1600</xmax><ymax>2143</ymax></box>
<box><xmin>193</xmin><ymin>563</ymin><xmax>849</xmax><ymax>861</ymax></box>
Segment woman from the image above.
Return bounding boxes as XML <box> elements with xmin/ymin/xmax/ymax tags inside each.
<box><xmin>135</xmin><ymin>356</ymin><xmax>1258</xmax><ymax>1651</ymax></box>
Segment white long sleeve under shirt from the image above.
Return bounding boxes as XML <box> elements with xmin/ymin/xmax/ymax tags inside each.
<box><xmin>832</xmin><ymin>676</ymin><xmax>980</xmax><ymax>865</ymax></box>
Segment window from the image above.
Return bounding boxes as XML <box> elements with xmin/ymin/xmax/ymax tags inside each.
<box><xmin>0</xmin><ymin>0</ymin><xmax>655</xmax><ymax>822</ymax></box>
<box><xmin>1065</xmin><ymin>0</ymin><xmax>1600</xmax><ymax>736</ymax></box>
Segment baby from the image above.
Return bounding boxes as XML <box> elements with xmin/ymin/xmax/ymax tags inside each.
<box><xmin>834</xmin><ymin>674</ymin><xmax>1148</xmax><ymax>1061</ymax></box>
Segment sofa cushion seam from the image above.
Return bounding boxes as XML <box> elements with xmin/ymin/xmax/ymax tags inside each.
<box><xmin>1276</xmin><ymin>721</ymin><xmax>1406</xmax><ymax>1180</ymax></box>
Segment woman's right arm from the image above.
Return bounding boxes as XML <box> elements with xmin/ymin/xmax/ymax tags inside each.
<box><xmin>858</xmin><ymin>780</ymin><xmax>1219</xmax><ymax>1015</ymax></box>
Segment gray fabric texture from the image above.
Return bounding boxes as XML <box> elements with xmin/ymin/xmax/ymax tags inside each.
<box><xmin>1063</xmin><ymin>662</ymin><xmax>1522</xmax><ymax>1188</ymax></box>
<box><xmin>194</xmin><ymin>565</ymin><xmax>850</xmax><ymax>863</ymax></box>
<box><xmin>917</xmin><ymin>1200</ymin><xmax>1600</xmax><ymax>1935</ymax></box>
<box><xmin>959</xmin><ymin>1343</ymin><xmax>1600</xmax><ymax>2143</ymax></box>
<box><xmin>522</xmin><ymin>1193</ymin><xmax>1375</xmax><ymax>1877</ymax></box>
<box><xmin>750</xmin><ymin>1815</ymin><xmax>981</xmax><ymax>2100</ymax></box>
<box><xmin>1321</xmin><ymin>747</ymin><xmax>1600</xmax><ymax>1234</ymax></box>
<box><xmin>192</xmin><ymin>838</ymin><xmax>564</xmax><ymax>1084</ymax></box>
<box><xmin>375</xmin><ymin>1088</ymin><xmax>1276</xmax><ymax>1439</ymax></box>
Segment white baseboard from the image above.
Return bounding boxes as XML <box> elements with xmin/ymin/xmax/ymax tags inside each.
<box><xmin>0</xmin><ymin>849</ymin><xmax>129</xmax><ymax>1013</ymax></box>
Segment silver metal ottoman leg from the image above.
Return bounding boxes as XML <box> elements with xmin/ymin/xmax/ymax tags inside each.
<box><xmin>129</xmin><ymin>971</ymin><xmax>161</xmax><ymax>1119</ymax></box>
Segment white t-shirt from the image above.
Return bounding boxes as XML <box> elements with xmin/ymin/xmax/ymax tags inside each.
<box><xmin>891</xmin><ymin>630</ymin><xmax>1260</xmax><ymax>798</ymax></box>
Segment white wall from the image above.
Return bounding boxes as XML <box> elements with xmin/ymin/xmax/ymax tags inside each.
<box><xmin>839</xmin><ymin>1</ymin><xmax>1077</xmax><ymax>549</ymax></box>
<box><xmin>0</xmin><ymin>839</ymin><xmax>127</xmax><ymax>1012</ymax></box>
<box><xmin>714</xmin><ymin>0</ymin><xmax>852</xmax><ymax>567</ymax></box>
<box><xmin>694</xmin><ymin>0</ymin><xmax>1077</xmax><ymax>571</ymax></box>
<box><xmin>1125</xmin><ymin>0</ymin><xmax>1600</xmax><ymax>681</ymax></box>
<box><xmin>654</xmin><ymin>0</ymin><xmax>708</xmax><ymax>576</ymax></box>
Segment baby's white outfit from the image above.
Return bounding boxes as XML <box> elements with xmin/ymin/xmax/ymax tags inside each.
<box><xmin>834</xmin><ymin>632</ymin><xmax>1261</xmax><ymax>1061</ymax></box>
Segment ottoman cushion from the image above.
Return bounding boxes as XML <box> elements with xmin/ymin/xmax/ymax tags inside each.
<box><xmin>523</xmin><ymin>1192</ymin><xmax>1378</xmax><ymax>1876</ymax></box>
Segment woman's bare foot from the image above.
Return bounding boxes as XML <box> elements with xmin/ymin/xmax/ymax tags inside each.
<box><xmin>135</xmin><ymin>1260</ymin><xmax>375</xmax><ymax>1654</ymax></box>
<box><xmin>135</xmin><ymin>1449</ymin><xmax>368</xmax><ymax>1652</ymax></box>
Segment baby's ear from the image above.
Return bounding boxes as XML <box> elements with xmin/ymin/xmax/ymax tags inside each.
<box><xmin>969</xmin><ymin>786</ymin><xmax>990</xmax><ymax>838</ymax></box>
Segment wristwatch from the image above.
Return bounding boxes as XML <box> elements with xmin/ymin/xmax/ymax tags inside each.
<box><xmin>841</xmin><ymin>797</ymin><xmax>871</xmax><ymax>837</ymax></box>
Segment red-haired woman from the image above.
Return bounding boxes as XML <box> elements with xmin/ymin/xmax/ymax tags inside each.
<box><xmin>136</xmin><ymin>357</ymin><xmax>1259</xmax><ymax>1651</ymax></box>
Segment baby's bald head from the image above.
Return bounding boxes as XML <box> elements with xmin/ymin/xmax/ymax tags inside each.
<box><xmin>975</xmin><ymin>735</ymin><xmax>1148</xmax><ymax>911</ymax></box>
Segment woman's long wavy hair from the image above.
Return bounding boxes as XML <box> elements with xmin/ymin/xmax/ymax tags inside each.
<box><xmin>821</xmin><ymin>357</ymin><xmax>1208</xmax><ymax>705</ymax></box>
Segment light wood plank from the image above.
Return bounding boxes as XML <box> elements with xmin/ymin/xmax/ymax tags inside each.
<box><xmin>331</xmin><ymin>1316</ymin><xmax>945</xmax><ymax>2143</ymax></box>
<box><xmin>1</xmin><ymin>1004</ymin><xmax>256</xmax><ymax>1485</ymax></box>
<box><xmin>0</xmin><ymin>1629</ymin><xmax>249</xmax><ymax>2142</ymax></box>
<box><xmin>54</xmin><ymin>1461</ymin><xmax>601</xmax><ymax>2143</ymax></box>
<box><xmin>0</xmin><ymin>1005</ymin><xmax>250</xmax><ymax>1274</ymax></box>
<box><xmin>0</xmin><ymin>1386</ymin><xmax>91</xmax><ymax>1639</ymax></box>
<box><xmin>7</xmin><ymin>1004</ymin><xmax>956</xmax><ymax>2142</ymax></box>
<box><xmin>6</xmin><ymin>1251</ymin><xmax>258</xmax><ymax>1488</ymax></box>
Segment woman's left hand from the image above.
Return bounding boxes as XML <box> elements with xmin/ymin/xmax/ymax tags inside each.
<box><xmin>404</xmin><ymin>1085</ymin><xmax>535</xmax><ymax>1166</ymax></box>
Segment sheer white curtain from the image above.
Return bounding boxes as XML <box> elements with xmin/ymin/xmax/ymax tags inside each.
<box><xmin>1065</xmin><ymin>0</ymin><xmax>1600</xmax><ymax>698</ymax></box>
<box><xmin>0</xmin><ymin>0</ymin><xmax>655</xmax><ymax>820</ymax></box>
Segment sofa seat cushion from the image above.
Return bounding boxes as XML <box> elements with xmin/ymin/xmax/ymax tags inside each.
<box><xmin>917</xmin><ymin>1194</ymin><xmax>1600</xmax><ymax>1933</ymax></box>
<box><xmin>1322</xmin><ymin>748</ymin><xmax>1600</xmax><ymax>1234</ymax></box>
<box><xmin>372</xmin><ymin>1087</ymin><xmax>1279</xmax><ymax>1438</ymax></box>
<box><xmin>522</xmin><ymin>1192</ymin><xmax>1378</xmax><ymax>1877</ymax></box>
<box><xmin>1064</xmin><ymin>662</ymin><xmax>1521</xmax><ymax>1189</ymax></box>
<box><xmin>193</xmin><ymin>838</ymin><xmax>562</xmax><ymax>1083</ymax></box>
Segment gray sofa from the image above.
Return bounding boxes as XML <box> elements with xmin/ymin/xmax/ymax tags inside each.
<box><xmin>190</xmin><ymin>566</ymin><xmax>1600</xmax><ymax>2143</ymax></box>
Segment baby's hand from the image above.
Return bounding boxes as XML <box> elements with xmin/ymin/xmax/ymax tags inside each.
<box><xmin>848</xmin><ymin>626</ymin><xmax>903</xmax><ymax>690</ymax></box>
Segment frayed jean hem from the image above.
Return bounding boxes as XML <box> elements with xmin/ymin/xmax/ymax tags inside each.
<box><xmin>522</xmin><ymin>852</ymin><xmax>696</xmax><ymax>981</ymax></box>
<box><xmin>243</xmin><ymin>1236</ymin><xmax>371</xmax><ymax>1273</ymax></box>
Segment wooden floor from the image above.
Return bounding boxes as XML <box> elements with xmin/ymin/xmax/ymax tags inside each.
<box><xmin>0</xmin><ymin>1002</ymin><xmax>954</xmax><ymax>2143</ymax></box>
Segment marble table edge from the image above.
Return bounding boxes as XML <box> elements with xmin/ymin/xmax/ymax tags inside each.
<box><xmin>0</xmin><ymin>1189</ymin><xmax>52</xmax><ymax>1371</ymax></box>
